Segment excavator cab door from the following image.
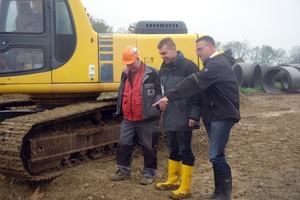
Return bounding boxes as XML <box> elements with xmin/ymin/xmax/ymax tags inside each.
<box><xmin>0</xmin><ymin>0</ymin><xmax>50</xmax><ymax>81</ymax></box>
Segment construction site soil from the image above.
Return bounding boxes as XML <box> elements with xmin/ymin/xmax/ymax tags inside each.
<box><xmin>0</xmin><ymin>93</ymin><xmax>299</xmax><ymax>200</ymax></box>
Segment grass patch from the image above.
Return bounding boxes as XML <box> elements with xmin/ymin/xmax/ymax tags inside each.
<box><xmin>240</xmin><ymin>87</ymin><xmax>263</xmax><ymax>94</ymax></box>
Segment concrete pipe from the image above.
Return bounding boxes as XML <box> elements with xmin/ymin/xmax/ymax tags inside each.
<box><xmin>238</xmin><ymin>63</ymin><xmax>262</xmax><ymax>88</ymax></box>
<box><xmin>288</xmin><ymin>64</ymin><xmax>300</xmax><ymax>71</ymax></box>
<box><xmin>232</xmin><ymin>63</ymin><xmax>243</xmax><ymax>87</ymax></box>
<box><xmin>262</xmin><ymin>66</ymin><xmax>300</xmax><ymax>93</ymax></box>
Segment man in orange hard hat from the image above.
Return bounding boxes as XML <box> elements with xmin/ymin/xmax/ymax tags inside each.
<box><xmin>110</xmin><ymin>46</ymin><xmax>161</xmax><ymax>185</ymax></box>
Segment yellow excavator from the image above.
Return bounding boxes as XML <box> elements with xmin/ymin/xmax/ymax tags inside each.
<box><xmin>0</xmin><ymin>0</ymin><xmax>202</xmax><ymax>181</ymax></box>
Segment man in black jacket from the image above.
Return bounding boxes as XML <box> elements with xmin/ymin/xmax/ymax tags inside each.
<box><xmin>154</xmin><ymin>37</ymin><xmax>201</xmax><ymax>199</ymax></box>
<box><xmin>154</xmin><ymin>36</ymin><xmax>240</xmax><ymax>200</ymax></box>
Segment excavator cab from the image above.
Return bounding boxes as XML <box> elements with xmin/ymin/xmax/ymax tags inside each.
<box><xmin>0</xmin><ymin>0</ymin><xmax>48</xmax><ymax>73</ymax></box>
<box><xmin>0</xmin><ymin>0</ymin><xmax>96</xmax><ymax>91</ymax></box>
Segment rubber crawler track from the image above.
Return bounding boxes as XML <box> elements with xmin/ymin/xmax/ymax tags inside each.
<box><xmin>0</xmin><ymin>101</ymin><xmax>117</xmax><ymax>181</ymax></box>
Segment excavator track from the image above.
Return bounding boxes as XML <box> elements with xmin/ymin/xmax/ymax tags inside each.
<box><xmin>0</xmin><ymin>100</ymin><xmax>120</xmax><ymax>181</ymax></box>
<box><xmin>0</xmin><ymin>99</ymin><xmax>38</xmax><ymax>122</ymax></box>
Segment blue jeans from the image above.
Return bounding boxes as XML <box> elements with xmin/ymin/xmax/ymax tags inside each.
<box><xmin>205</xmin><ymin>119</ymin><xmax>236</xmax><ymax>173</ymax></box>
<box><xmin>167</xmin><ymin>131</ymin><xmax>195</xmax><ymax>166</ymax></box>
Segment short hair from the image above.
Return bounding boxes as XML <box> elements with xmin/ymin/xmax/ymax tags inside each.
<box><xmin>196</xmin><ymin>35</ymin><xmax>215</xmax><ymax>47</ymax></box>
<box><xmin>157</xmin><ymin>37</ymin><xmax>176</xmax><ymax>49</ymax></box>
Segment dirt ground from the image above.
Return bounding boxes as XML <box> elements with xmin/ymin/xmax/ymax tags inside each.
<box><xmin>0</xmin><ymin>93</ymin><xmax>299</xmax><ymax>200</ymax></box>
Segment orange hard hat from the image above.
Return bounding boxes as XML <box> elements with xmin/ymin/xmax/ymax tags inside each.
<box><xmin>122</xmin><ymin>46</ymin><xmax>139</xmax><ymax>65</ymax></box>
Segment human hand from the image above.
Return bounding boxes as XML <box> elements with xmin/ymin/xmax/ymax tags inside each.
<box><xmin>189</xmin><ymin>119</ymin><xmax>197</xmax><ymax>127</ymax></box>
<box><xmin>152</xmin><ymin>97</ymin><xmax>168</xmax><ymax>111</ymax></box>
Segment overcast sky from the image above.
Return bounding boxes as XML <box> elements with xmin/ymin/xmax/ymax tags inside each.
<box><xmin>81</xmin><ymin>0</ymin><xmax>300</xmax><ymax>52</ymax></box>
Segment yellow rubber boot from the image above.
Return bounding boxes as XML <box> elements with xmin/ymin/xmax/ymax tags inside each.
<box><xmin>155</xmin><ymin>159</ymin><xmax>181</xmax><ymax>191</ymax></box>
<box><xmin>169</xmin><ymin>164</ymin><xmax>194</xmax><ymax>199</ymax></box>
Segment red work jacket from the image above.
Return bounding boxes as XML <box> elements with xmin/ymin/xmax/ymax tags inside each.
<box><xmin>122</xmin><ymin>65</ymin><xmax>145</xmax><ymax>121</ymax></box>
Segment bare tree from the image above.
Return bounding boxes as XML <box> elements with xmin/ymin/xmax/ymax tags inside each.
<box><xmin>88</xmin><ymin>15</ymin><xmax>113</xmax><ymax>33</ymax></box>
<box><xmin>273</xmin><ymin>48</ymin><xmax>288</xmax><ymax>65</ymax></box>
<box><xmin>289</xmin><ymin>46</ymin><xmax>300</xmax><ymax>64</ymax></box>
<box><xmin>215</xmin><ymin>40</ymin><xmax>222</xmax><ymax>50</ymax></box>
<box><xmin>249</xmin><ymin>46</ymin><xmax>261</xmax><ymax>63</ymax></box>
<box><xmin>221</xmin><ymin>40</ymin><xmax>251</xmax><ymax>60</ymax></box>
<box><xmin>258</xmin><ymin>45</ymin><xmax>277</xmax><ymax>69</ymax></box>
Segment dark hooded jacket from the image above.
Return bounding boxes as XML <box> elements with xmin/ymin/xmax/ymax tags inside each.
<box><xmin>160</xmin><ymin>51</ymin><xmax>201</xmax><ymax>131</ymax></box>
<box><xmin>166</xmin><ymin>49</ymin><xmax>240</xmax><ymax>124</ymax></box>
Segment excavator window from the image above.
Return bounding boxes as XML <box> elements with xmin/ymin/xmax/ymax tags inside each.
<box><xmin>0</xmin><ymin>48</ymin><xmax>44</xmax><ymax>72</ymax></box>
<box><xmin>15</xmin><ymin>2</ymin><xmax>43</xmax><ymax>32</ymax></box>
<box><xmin>54</xmin><ymin>0</ymin><xmax>76</xmax><ymax>62</ymax></box>
<box><xmin>0</xmin><ymin>0</ymin><xmax>44</xmax><ymax>72</ymax></box>
<box><xmin>0</xmin><ymin>0</ymin><xmax>43</xmax><ymax>33</ymax></box>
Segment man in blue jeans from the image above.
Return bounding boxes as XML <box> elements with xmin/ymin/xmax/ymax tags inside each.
<box><xmin>153</xmin><ymin>35</ymin><xmax>240</xmax><ymax>200</ymax></box>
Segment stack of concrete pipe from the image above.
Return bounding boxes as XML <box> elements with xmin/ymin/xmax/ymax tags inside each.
<box><xmin>231</xmin><ymin>63</ymin><xmax>300</xmax><ymax>93</ymax></box>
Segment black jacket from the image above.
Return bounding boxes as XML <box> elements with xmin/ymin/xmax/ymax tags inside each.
<box><xmin>166</xmin><ymin>49</ymin><xmax>240</xmax><ymax>124</ymax></box>
<box><xmin>160</xmin><ymin>51</ymin><xmax>201</xmax><ymax>131</ymax></box>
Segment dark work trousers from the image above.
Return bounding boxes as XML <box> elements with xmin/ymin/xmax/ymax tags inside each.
<box><xmin>167</xmin><ymin>131</ymin><xmax>195</xmax><ymax>166</ymax></box>
<box><xmin>116</xmin><ymin>119</ymin><xmax>158</xmax><ymax>178</ymax></box>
